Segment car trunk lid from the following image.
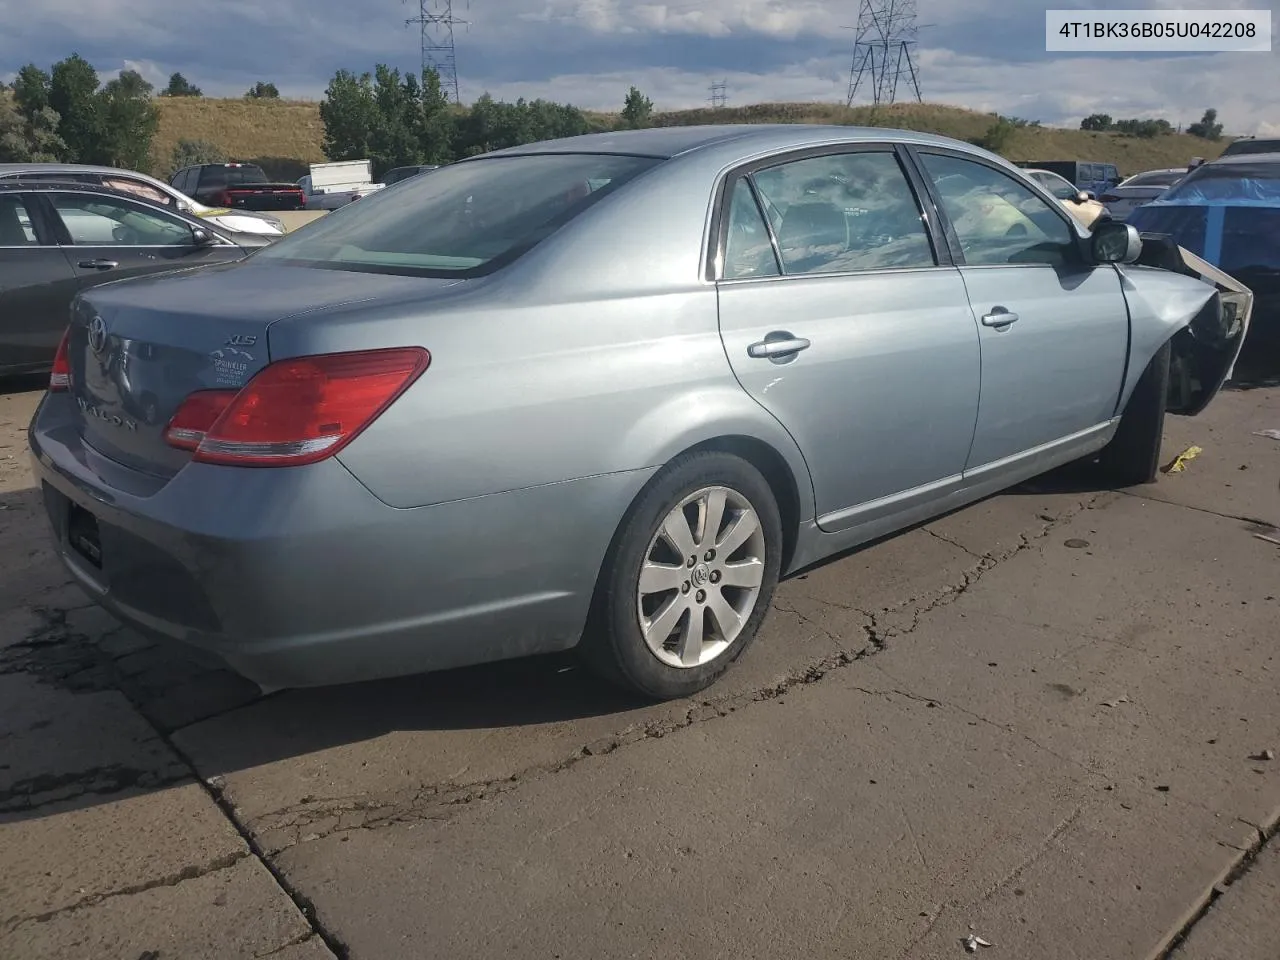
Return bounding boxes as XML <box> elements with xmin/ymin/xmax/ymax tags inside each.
<box><xmin>65</xmin><ymin>261</ymin><xmax>457</xmax><ymax>478</ymax></box>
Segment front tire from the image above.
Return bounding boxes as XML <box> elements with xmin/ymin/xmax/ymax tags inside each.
<box><xmin>1097</xmin><ymin>339</ymin><xmax>1170</xmax><ymax>486</ymax></box>
<box><xmin>582</xmin><ymin>451</ymin><xmax>783</xmax><ymax>700</ymax></box>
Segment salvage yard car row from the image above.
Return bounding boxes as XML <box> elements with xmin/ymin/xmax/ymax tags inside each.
<box><xmin>9</xmin><ymin>125</ymin><xmax>1258</xmax><ymax>705</ymax></box>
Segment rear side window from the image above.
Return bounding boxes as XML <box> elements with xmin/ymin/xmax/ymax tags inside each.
<box><xmin>255</xmin><ymin>153</ymin><xmax>661</xmax><ymax>277</ymax></box>
<box><xmin>722</xmin><ymin>179</ymin><xmax>780</xmax><ymax>279</ymax></box>
<box><xmin>0</xmin><ymin>195</ymin><xmax>39</xmax><ymax>245</ymax></box>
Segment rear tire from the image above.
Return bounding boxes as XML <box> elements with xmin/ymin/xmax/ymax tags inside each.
<box><xmin>1097</xmin><ymin>339</ymin><xmax>1171</xmax><ymax>486</ymax></box>
<box><xmin>580</xmin><ymin>451</ymin><xmax>783</xmax><ymax>701</ymax></box>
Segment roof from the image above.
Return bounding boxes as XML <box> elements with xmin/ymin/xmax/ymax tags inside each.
<box><xmin>1203</xmin><ymin>151</ymin><xmax>1280</xmax><ymax>166</ymax></box>
<box><xmin>0</xmin><ymin>162</ymin><xmax>152</xmax><ymax>177</ymax></box>
<box><xmin>479</xmin><ymin>123</ymin><xmax>991</xmax><ymax>161</ymax></box>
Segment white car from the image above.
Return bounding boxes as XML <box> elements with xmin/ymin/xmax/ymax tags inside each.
<box><xmin>0</xmin><ymin>163</ymin><xmax>287</xmax><ymax>236</ymax></box>
<box><xmin>1020</xmin><ymin>168</ymin><xmax>1109</xmax><ymax>228</ymax></box>
<box><xmin>1099</xmin><ymin>167</ymin><xmax>1187</xmax><ymax>221</ymax></box>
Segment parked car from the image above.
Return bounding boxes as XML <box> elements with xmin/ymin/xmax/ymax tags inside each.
<box><xmin>1127</xmin><ymin>152</ymin><xmax>1280</xmax><ymax>348</ymax></box>
<box><xmin>1221</xmin><ymin>136</ymin><xmax>1280</xmax><ymax>157</ymax></box>
<box><xmin>0</xmin><ymin>163</ymin><xmax>286</xmax><ymax>236</ymax></box>
<box><xmin>380</xmin><ymin>164</ymin><xmax>438</xmax><ymax>186</ymax></box>
<box><xmin>1020</xmin><ymin>160</ymin><xmax>1120</xmax><ymax>197</ymax></box>
<box><xmin>170</xmin><ymin>162</ymin><xmax>305</xmax><ymax>211</ymax></box>
<box><xmin>27</xmin><ymin>125</ymin><xmax>1250</xmax><ymax>700</ymax></box>
<box><xmin>1097</xmin><ymin>167</ymin><xmax>1187</xmax><ymax>221</ymax></box>
<box><xmin>1021</xmin><ymin>167</ymin><xmax>1109</xmax><ymax>227</ymax></box>
<box><xmin>0</xmin><ymin>180</ymin><xmax>269</xmax><ymax>378</ymax></box>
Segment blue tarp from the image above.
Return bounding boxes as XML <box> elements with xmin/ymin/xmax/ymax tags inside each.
<box><xmin>1128</xmin><ymin>203</ymin><xmax>1280</xmax><ymax>272</ymax></box>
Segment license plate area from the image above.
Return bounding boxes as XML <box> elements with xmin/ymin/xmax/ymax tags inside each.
<box><xmin>67</xmin><ymin>503</ymin><xmax>103</xmax><ymax>568</ymax></box>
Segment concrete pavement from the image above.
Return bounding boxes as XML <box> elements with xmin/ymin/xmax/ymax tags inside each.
<box><xmin>1</xmin><ymin>369</ymin><xmax>1277</xmax><ymax>959</ymax></box>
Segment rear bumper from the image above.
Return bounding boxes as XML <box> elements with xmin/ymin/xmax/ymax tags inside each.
<box><xmin>28</xmin><ymin>396</ymin><xmax>651</xmax><ymax>690</ymax></box>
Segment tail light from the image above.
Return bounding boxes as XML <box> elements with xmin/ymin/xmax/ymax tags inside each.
<box><xmin>49</xmin><ymin>329</ymin><xmax>71</xmax><ymax>392</ymax></box>
<box><xmin>164</xmin><ymin>347</ymin><xmax>430</xmax><ymax>467</ymax></box>
<box><xmin>217</xmin><ymin>189</ymin><xmax>234</xmax><ymax>206</ymax></box>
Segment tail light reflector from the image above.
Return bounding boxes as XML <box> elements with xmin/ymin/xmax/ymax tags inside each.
<box><xmin>163</xmin><ymin>389</ymin><xmax>237</xmax><ymax>450</ymax></box>
<box><xmin>49</xmin><ymin>329</ymin><xmax>71</xmax><ymax>392</ymax></box>
<box><xmin>165</xmin><ymin>347</ymin><xmax>430</xmax><ymax>467</ymax></box>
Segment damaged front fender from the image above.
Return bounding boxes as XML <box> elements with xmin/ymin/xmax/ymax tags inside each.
<box><xmin>1116</xmin><ymin>237</ymin><xmax>1253</xmax><ymax>417</ymax></box>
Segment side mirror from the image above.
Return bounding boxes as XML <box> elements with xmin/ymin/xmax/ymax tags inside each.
<box><xmin>191</xmin><ymin>226</ymin><xmax>216</xmax><ymax>246</ymax></box>
<box><xmin>1091</xmin><ymin>220</ymin><xmax>1142</xmax><ymax>264</ymax></box>
<box><xmin>176</xmin><ymin>200</ymin><xmax>192</xmax><ymax>213</ymax></box>
<box><xmin>1074</xmin><ymin>190</ymin><xmax>1092</xmax><ymax>204</ymax></box>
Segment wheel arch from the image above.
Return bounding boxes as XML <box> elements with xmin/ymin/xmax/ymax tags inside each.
<box><xmin>584</xmin><ymin>432</ymin><xmax>809</xmax><ymax>634</ymax></box>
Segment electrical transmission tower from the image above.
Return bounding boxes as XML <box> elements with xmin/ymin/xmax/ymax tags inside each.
<box><xmin>404</xmin><ymin>0</ymin><xmax>470</xmax><ymax>103</ymax></box>
<box><xmin>844</xmin><ymin>0</ymin><xmax>923</xmax><ymax>107</ymax></box>
<box><xmin>708</xmin><ymin>80</ymin><xmax>728</xmax><ymax>109</ymax></box>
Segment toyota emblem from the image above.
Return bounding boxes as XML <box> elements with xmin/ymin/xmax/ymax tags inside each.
<box><xmin>87</xmin><ymin>316</ymin><xmax>108</xmax><ymax>354</ymax></box>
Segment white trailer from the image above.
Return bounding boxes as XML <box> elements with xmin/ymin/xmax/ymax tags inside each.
<box><xmin>298</xmin><ymin>160</ymin><xmax>385</xmax><ymax>209</ymax></box>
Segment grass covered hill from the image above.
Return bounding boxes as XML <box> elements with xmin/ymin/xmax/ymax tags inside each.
<box><xmin>154</xmin><ymin>96</ymin><xmax>1226</xmax><ymax>179</ymax></box>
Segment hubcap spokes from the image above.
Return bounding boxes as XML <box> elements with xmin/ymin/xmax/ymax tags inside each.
<box><xmin>637</xmin><ymin>486</ymin><xmax>767</xmax><ymax>669</ymax></box>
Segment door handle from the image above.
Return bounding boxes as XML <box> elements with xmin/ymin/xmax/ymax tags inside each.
<box><xmin>981</xmin><ymin>308</ymin><xmax>1019</xmax><ymax>328</ymax></box>
<box><xmin>747</xmin><ymin>335</ymin><xmax>811</xmax><ymax>360</ymax></box>
<box><xmin>78</xmin><ymin>259</ymin><xmax>119</xmax><ymax>270</ymax></box>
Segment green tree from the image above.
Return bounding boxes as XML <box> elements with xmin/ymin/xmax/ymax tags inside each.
<box><xmin>1080</xmin><ymin>113</ymin><xmax>1112</xmax><ymax>131</ymax></box>
<box><xmin>1188</xmin><ymin>108</ymin><xmax>1223</xmax><ymax>141</ymax></box>
<box><xmin>972</xmin><ymin>116</ymin><xmax>1017</xmax><ymax>154</ymax></box>
<box><xmin>245</xmin><ymin>81</ymin><xmax>279</xmax><ymax>99</ymax></box>
<box><xmin>621</xmin><ymin>86</ymin><xmax>653</xmax><ymax>129</ymax></box>
<box><xmin>319</xmin><ymin>69</ymin><xmax>378</xmax><ymax>162</ymax></box>
<box><xmin>162</xmin><ymin>72</ymin><xmax>202</xmax><ymax>97</ymax></box>
<box><xmin>11</xmin><ymin>64</ymin><xmax>52</xmax><ymax>117</ymax></box>
<box><xmin>0</xmin><ymin>97</ymin><xmax>66</xmax><ymax>162</ymax></box>
<box><xmin>49</xmin><ymin>54</ymin><xmax>104</xmax><ymax>163</ymax></box>
<box><xmin>416</xmin><ymin>68</ymin><xmax>453</xmax><ymax>165</ymax></box>
<box><xmin>168</xmin><ymin>138</ymin><xmax>226</xmax><ymax>177</ymax></box>
<box><xmin>97</xmin><ymin>69</ymin><xmax>160</xmax><ymax>170</ymax></box>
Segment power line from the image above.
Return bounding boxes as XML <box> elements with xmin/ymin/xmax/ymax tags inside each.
<box><xmin>404</xmin><ymin>0</ymin><xmax>470</xmax><ymax>103</ymax></box>
<box><xmin>843</xmin><ymin>0</ymin><xmax>924</xmax><ymax>107</ymax></box>
<box><xmin>708</xmin><ymin>79</ymin><xmax>728</xmax><ymax>109</ymax></box>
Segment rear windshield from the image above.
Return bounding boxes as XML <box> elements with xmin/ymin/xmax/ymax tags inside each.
<box><xmin>1222</xmin><ymin>139</ymin><xmax>1280</xmax><ymax>156</ymax></box>
<box><xmin>201</xmin><ymin>166</ymin><xmax>269</xmax><ymax>188</ymax></box>
<box><xmin>255</xmin><ymin>153</ymin><xmax>662</xmax><ymax>277</ymax></box>
<box><xmin>1158</xmin><ymin>161</ymin><xmax>1280</xmax><ymax>204</ymax></box>
<box><xmin>1121</xmin><ymin>170</ymin><xmax>1183</xmax><ymax>188</ymax></box>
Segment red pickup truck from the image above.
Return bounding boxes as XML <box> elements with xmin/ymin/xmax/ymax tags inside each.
<box><xmin>170</xmin><ymin>162</ymin><xmax>305</xmax><ymax>212</ymax></box>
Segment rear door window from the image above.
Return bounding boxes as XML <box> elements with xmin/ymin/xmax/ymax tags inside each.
<box><xmin>745</xmin><ymin>151</ymin><xmax>935</xmax><ymax>275</ymax></box>
<box><xmin>0</xmin><ymin>195</ymin><xmax>41</xmax><ymax>245</ymax></box>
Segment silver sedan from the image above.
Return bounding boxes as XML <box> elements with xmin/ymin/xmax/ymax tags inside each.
<box><xmin>27</xmin><ymin>124</ymin><xmax>1251</xmax><ymax>700</ymax></box>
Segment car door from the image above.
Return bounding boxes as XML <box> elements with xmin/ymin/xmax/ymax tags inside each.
<box><xmin>909</xmin><ymin>149</ymin><xmax>1128</xmax><ymax>473</ymax></box>
<box><xmin>715</xmin><ymin>146</ymin><xmax>982</xmax><ymax>533</ymax></box>
<box><xmin>0</xmin><ymin>192</ymin><xmax>79</xmax><ymax>373</ymax></box>
<box><xmin>40</xmin><ymin>189</ymin><xmax>245</xmax><ymax>288</ymax></box>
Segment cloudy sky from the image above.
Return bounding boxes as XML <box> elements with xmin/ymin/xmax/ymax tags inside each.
<box><xmin>2</xmin><ymin>0</ymin><xmax>1277</xmax><ymax>133</ymax></box>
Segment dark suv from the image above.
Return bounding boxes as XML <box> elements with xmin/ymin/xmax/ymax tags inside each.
<box><xmin>170</xmin><ymin>163</ymin><xmax>305</xmax><ymax>211</ymax></box>
<box><xmin>1221</xmin><ymin>137</ymin><xmax>1280</xmax><ymax>157</ymax></box>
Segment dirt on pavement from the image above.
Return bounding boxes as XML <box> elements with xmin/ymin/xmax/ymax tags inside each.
<box><xmin>1</xmin><ymin>365</ymin><xmax>1278</xmax><ymax>960</ymax></box>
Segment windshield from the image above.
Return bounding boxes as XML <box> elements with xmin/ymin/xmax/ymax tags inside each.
<box><xmin>255</xmin><ymin>153</ymin><xmax>662</xmax><ymax>277</ymax></box>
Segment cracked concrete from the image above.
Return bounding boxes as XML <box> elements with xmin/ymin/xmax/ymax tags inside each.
<box><xmin>2</xmin><ymin>368</ymin><xmax>1279</xmax><ymax>958</ymax></box>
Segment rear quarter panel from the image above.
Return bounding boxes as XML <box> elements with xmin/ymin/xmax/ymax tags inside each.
<box><xmin>277</xmin><ymin>287</ymin><xmax>815</xmax><ymax>518</ymax></box>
